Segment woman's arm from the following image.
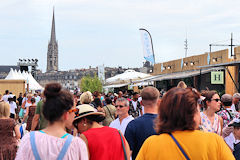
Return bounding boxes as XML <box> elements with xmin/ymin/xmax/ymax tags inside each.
<box><xmin>22</xmin><ymin>106</ymin><xmax>29</xmax><ymax>122</ymax></box>
<box><xmin>124</xmin><ymin>135</ymin><xmax>131</xmax><ymax>160</ymax></box>
<box><xmin>21</xmin><ymin>101</ymin><xmax>26</xmax><ymax>109</ymax></box>
<box><xmin>219</xmin><ymin>116</ymin><xmax>223</xmax><ymax>136</ymax></box>
<box><xmin>119</xmin><ymin>131</ymin><xmax>131</xmax><ymax>160</ymax></box>
<box><xmin>80</xmin><ymin>134</ymin><xmax>90</xmax><ymax>159</ymax></box>
<box><xmin>14</xmin><ymin>124</ymin><xmax>21</xmax><ymax>139</ymax></box>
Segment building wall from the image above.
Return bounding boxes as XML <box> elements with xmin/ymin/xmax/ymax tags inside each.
<box><xmin>153</xmin><ymin>49</ymin><xmax>229</xmax><ymax>75</ymax></box>
<box><xmin>0</xmin><ymin>80</ymin><xmax>25</xmax><ymax>96</ymax></box>
<box><xmin>153</xmin><ymin>47</ymin><xmax>240</xmax><ymax>95</ymax></box>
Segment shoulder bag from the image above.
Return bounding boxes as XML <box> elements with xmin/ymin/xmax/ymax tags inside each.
<box><xmin>168</xmin><ymin>133</ymin><xmax>190</xmax><ymax>160</ymax></box>
<box><xmin>118</xmin><ymin>130</ymin><xmax>127</xmax><ymax>160</ymax></box>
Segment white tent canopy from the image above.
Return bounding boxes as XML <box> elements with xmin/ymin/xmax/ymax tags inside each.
<box><xmin>106</xmin><ymin>70</ymin><xmax>151</xmax><ymax>84</ymax></box>
<box><xmin>5</xmin><ymin>68</ymin><xmax>43</xmax><ymax>91</ymax></box>
<box><xmin>26</xmin><ymin>71</ymin><xmax>44</xmax><ymax>90</ymax></box>
<box><xmin>5</xmin><ymin>68</ymin><xmax>25</xmax><ymax>80</ymax></box>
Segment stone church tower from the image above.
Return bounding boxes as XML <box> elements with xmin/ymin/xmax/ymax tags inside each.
<box><xmin>47</xmin><ymin>10</ymin><xmax>58</xmax><ymax>72</ymax></box>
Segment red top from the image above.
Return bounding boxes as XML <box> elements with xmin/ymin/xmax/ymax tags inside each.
<box><xmin>83</xmin><ymin>126</ymin><xmax>125</xmax><ymax>160</ymax></box>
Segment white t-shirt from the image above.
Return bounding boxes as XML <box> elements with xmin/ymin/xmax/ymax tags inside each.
<box><xmin>132</xmin><ymin>100</ymin><xmax>142</xmax><ymax>117</ymax></box>
<box><xmin>9</xmin><ymin>101</ymin><xmax>17</xmax><ymax>114</ymax></box>
<box><xmin>2</xmin><ymin>95</ymin><xmax>9</xmax><ymax>103</ymax></box>
<box><xmin>132</xmin><ymin>101</ymin><xmax>137</xmax><ymax>110</ymax></box>
<box><xmin>35</xmin><ymin>96</ymin><xmax>41</xmax><ymax>104</ymax></box>
<box><xmin>24</xmin><ymin>101</ymin><xmax>32</xmax><ymax>113</ymax></box>
<box><xmin>22</xmin><ymin>97</ymin><xmax>27</xmax><ymax>105</ymax></box>
<box><xmin>109</xmin><ymin>115</ymin><xmax>134</xmax><ymax>135</ymax></box>
<box><xmin>231</xmin><ymin>104</ymin><xmax>237</xmax><ymax>112</ymax></box>
<box><xmin>224</xmin><ymin>132</ymin><xmax>240</xmax><ymax>151</ymax></box>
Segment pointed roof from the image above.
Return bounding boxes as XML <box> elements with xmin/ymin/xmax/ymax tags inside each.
<box><xmin>50</xmin><ymin>8</ymin><xmax>57</xmax><ymax>43</ymax></box>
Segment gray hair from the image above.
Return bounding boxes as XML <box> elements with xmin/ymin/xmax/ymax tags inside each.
<box><xmin>116</xmin><ymin>97</ymin><xmax>129</xmax><ymax>107</ymax></box>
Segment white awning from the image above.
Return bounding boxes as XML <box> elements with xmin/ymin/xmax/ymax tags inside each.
<box><xmin>130</xmin><ymin>81</ymin><xmax>154</xmax><ymax>87</ymax></box>
<box><xmin>103</xmin><ymin>83</ymin><xmax>128</xmax><ymax>89</ymax></box>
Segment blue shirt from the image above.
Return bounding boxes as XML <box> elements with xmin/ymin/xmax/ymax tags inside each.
<box><xmin>124</xmin><ymin>113</ymin><xmax>157</xmax><ymax>160</ymax></box>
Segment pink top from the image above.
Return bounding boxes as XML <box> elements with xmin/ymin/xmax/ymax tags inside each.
<box><xmin>15</xmin><ymin>131</ymin><xmax>88</xmax><ymax>160</ymax></box>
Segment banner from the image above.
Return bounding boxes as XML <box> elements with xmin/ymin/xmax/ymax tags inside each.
<box><xmin>98</xmin><ymin>65</ymin><xmax>105</xmax><ymax>83</ymax></box>
<box><xmin>139</xmin><ymin>28</ymin><xmax>155</xmax><ymax>64</ymax></box>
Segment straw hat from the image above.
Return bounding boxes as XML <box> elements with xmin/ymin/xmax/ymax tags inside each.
<box><xmin>74</xmin><ymin>104</ymin><xmax>104</xmax><ymax>121</ymax></box>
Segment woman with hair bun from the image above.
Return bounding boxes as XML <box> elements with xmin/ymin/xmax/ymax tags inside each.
<box><xmin>16</xmin><ymin>83</ymin><xmax>88</xmax><ymax>160</ymax></box>
<box><xmin>200</xmin><ymin>90</ymin><xmax>223</xmax><ymax>135</ymax></box>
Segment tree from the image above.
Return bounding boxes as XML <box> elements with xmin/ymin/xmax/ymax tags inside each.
<box><xmin>80</xmin><ymin>74</ymin><xmax>103</xmax><ymax>93</ymax></box>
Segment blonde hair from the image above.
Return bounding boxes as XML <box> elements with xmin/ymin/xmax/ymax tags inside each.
<box><xmin>177</xmin><ymin>81</ymin><xmax>187</xmax><ymax>89</ymax></box>
<box><xmin>27</xmin><ymin>93</ymin><xmax>33</xmax><ymax>98</ymax></box>
<box><xmin>80</xmin><ymin>91</ymin><xmax>93</xmax><ymax>104</ymax></box>
<box><xmin>0</xmin><ymin>101</ymin><xmax>10</xmax><ymax>118</ymax></box>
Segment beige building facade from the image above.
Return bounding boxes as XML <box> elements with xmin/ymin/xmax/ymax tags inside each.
<box><xmin>152</xmin><ymin>47</ymin><xmax>240</xmax><ymax>95</ymax></box>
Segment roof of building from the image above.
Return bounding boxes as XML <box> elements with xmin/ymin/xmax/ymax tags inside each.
<box><xmin>0</xmin><ymin>66</ymin><xmax>20</xmax><ymax>73</ymax></box>
<box><xmin>198</xmin><ymin>61</ymin><xmax>240</xmax><ymax>68</ymax></box>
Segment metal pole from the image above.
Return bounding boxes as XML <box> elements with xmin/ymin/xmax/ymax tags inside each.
<box><xmin>199</xmin><ymin>69</ymin><xmax>202</xmax><ymax>91</ymax></box>
<box><xmin>231</xmin><ymin>33</ymin><xmax>233</xmax><ymax>57</ymax></box>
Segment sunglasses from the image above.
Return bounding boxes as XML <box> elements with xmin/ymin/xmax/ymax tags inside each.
<box><xmin>68</xmin><ymin>108</ymin><xmax>79</xmax><ymax>116</ymax></box>
<box><xmin>116</xmin><ymin>105</ymin><xmax>125</xmax><ymax>108</ymax></box>
<box><xmin>211</xmin><ymin>98</ymin><xmax>221</xmax><ymax>102</ymax></box>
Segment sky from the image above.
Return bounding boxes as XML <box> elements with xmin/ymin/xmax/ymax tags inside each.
<box><xmin>1</xmin><ymin>0</ymin><xmax>240</xmax><ymax>72</ymax></box>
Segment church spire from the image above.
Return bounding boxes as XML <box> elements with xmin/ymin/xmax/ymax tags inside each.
<box><xmin>50</xmin><ymin>8</ymin><xmax>56</xmax><ymax>43</ymax></box>
<box><xmin>47</xmin><ymin>7</ymin><xmax>58</xmax><ymax>72</ymax></box>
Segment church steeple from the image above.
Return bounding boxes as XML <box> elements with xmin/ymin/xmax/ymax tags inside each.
<box><xmin>50</xmin><ymin>9</ymin><xmax>56</xmax><ymax>43</ymax></box>
<box><xmin>47</xmin><ymin>8</ymin><xmax>59</xmax><ymax>72</ymax></box>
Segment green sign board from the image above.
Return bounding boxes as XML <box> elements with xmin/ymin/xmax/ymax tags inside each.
<box><xmin>211</xmin><ymin>71</ymin><xmax>224</xmax><ymax>84</ymax></box>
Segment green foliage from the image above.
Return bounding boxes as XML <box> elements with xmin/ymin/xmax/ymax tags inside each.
<box><xmin>80</xmin><ymin>75</ymin><xmax>103</xmax><ymax>93</ymax></box>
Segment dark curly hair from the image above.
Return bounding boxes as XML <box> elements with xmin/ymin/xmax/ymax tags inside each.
<box><xmin>43</xmin><ymin>83</ymin><xmax>73</xmax><ymax>124</ymax></box>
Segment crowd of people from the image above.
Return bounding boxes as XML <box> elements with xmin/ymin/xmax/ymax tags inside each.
<box><xmin>0</xmin><ymin>81</ymin><xmax>240</xmax><ymax>159</ymax></box>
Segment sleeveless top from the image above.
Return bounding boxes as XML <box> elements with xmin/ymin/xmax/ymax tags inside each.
<box><xmin>200</xmin><ymin>112</ymin><xmax>221</xmax><ymax>135</ymax></box>
<box><xmin>0</xmin><ymin>118</ymin><xmax>18</xmax><ymax>160</ymax></box>
<box><xmin>82</xmin><ymin>126</ymin><xmax>125</xmax><ymax>160</ymax></box>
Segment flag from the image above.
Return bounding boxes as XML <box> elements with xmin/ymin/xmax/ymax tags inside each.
<box><xmin>98</xmin><ymin>65</ymin><xmax>105</xmax><ymax>82</ymax></box>
<box><xmin>139</xmin><ymin>28</ymin><xmax>155</xmax><ymax>64</ymax></box>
